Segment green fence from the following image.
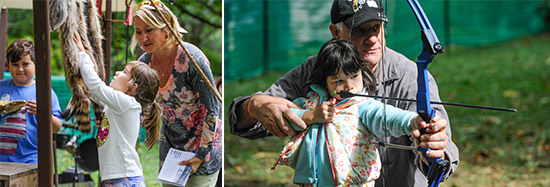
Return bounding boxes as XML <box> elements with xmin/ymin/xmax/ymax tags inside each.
<box><xmin>224</xmin><ymin>0</ymin><xmax>547</xmax><ymax>82</ymax></box>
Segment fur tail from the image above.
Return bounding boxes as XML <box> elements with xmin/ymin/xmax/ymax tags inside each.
<box><xmin>51</xmin><ymin>0</ymin><xmax>106</xmax><ymax>133</ymax></box>
<box><xmin>75</xmin><ymin>100</ymin><xmax>91</xmax><ymax>132</ymax></box>
<box><xmin>91</xmin><ymin>102</ymin><xmax>104</xmax><ymax>126</ymax></box>
<box><xmin>61</xmin><ymin>94</ymin><xmax>92</xmax><ymax>132</ymax></box>
<box><xmin>59</xmin><ymin>106</ymin><xmax>74</xmax><ymax>120</ymax></box>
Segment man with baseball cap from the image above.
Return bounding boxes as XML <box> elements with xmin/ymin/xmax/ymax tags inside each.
<box><xmin>229</xmin><ymin>0</ymin><xmax>459</xmax><ymax>186</ymax></box>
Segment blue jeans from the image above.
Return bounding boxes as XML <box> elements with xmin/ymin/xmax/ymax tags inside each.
<box><xmin>102</xmin><ymin>176</ymin><xmax>146</xmax><ymax>187</ymax></box>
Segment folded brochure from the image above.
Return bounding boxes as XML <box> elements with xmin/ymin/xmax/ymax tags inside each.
<box><xmin>158</xmin><ymin>148</ymin><xmax>195</xmax><ymax>186</ymax></box>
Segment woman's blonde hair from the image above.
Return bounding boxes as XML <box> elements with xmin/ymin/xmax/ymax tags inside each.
<box><xmin>130</xmin><ymin>1</ymin><xmax>186</xmax><ymax>53</ymax></box>
<box><xmin>126</xmin><ymin>61</ymin><xmax>162</xmax><ymax>149</ymax></box>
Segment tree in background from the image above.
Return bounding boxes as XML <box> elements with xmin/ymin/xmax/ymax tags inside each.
<box><xmin>5</xmin><ymin>0</ymin><xmax>222</xmax><ymax>77</ymax></box>
<box><xmin>170</xmin><ymin>0</ymin><xmax>222</xmax><ymax>76</ymax></box>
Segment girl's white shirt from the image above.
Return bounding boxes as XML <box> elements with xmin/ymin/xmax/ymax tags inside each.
<box><xmin>79</xmin><ymin>52</ymin><xmax>143</xmax><ymax>180</ymax></box>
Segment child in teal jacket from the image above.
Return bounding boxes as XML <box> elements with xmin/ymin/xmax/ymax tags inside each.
<box><xmin>273</xmin><ymin>39</ymin><xmax>442</xmax><ymax>186</ymax></box>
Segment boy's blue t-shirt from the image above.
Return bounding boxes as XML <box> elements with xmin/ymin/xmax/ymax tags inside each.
<box><xmin>0</xmin><ymin>79</ymin><xmax>62</xmax><ymax>164</ymax></box>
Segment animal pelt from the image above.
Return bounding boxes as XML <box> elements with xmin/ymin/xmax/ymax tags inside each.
<box><xmin>0</xmin><ymin>100</ymin><xmax>26</xmax><ymax>115</ymax></box>
<box><xmin>50</xmin><ymin>0</ymin><xmax>105</xmax><ymax>132</ymax></box>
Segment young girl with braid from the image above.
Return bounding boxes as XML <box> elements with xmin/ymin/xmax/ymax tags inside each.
<box><xmin>74</xmin><ymin>33</ymin><xmax>161</xmax><ymax>186</ymax></box>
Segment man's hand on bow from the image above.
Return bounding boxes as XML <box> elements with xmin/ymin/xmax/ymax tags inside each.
<box><xmin>412</xmin><ymin>114</ymin><xmax>448</xmax><ymax>160</ymax></box>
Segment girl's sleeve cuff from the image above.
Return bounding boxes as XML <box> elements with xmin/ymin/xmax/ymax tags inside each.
<box><xmin>288</xmin><ymin>108</ymin><xmax>307</xmax><ymax>131</ymax></box>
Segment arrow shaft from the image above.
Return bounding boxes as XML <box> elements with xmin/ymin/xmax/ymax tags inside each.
<box><xmin>340</xmin><ymin>91</ymin><xmax>516</xmax><ymax>112</ymax></box>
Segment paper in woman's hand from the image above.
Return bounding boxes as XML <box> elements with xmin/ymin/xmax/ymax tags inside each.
<box><xmin>158</xmin><ymin>148</ymin><xmax>196</xmax><ymax>187</ymax></box>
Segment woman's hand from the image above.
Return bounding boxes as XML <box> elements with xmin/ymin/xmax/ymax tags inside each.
<box><xmin>178</xmin><ymin>156</ymin><xmax>204</xmax><ymax>173</ymax></box>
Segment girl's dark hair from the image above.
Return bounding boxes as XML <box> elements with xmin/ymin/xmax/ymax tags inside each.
<box><xmin>309</xmin><ymin>38</ymin><xmax>376</xmax><ymax>94</ymax></box>
<box><xmin>126</xmin><ymin>61</ymin><xmax>162</xmax><ymax>150</ymax></box>
<box><xmin>6</xmin><ymin>39</ymin><xmax>35</xmax><ymax>64</ymax></box>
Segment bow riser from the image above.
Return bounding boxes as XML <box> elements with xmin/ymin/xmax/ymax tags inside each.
<box><xmin>415</xmin><ymin>40</ymin><xmax>448</xmax><ymax>187</ymax></box>
<box><xmin>415</xmin><ymin>48</ymin><xmax>436</xmax><ymax>123</ymax></box>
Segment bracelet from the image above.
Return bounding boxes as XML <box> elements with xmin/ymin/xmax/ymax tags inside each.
<box><xmin>247</xmin><ymin>95</ymin><xmax>259</xmax><ymax>118</ymax></box>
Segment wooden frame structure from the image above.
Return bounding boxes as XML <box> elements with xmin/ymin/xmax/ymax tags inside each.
<box><xmin>30</xmin><ymin>0</ymin><xmax>115</xmax><ymax>186</ymax></box>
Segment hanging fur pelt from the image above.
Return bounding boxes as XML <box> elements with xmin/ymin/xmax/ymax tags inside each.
<box><xmin>50</xmin><ymin>0</ymin><xmax>105</xmax><ymax>132</ymax></box>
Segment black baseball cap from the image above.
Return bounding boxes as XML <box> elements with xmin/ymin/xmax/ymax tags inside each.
<box><xmin>331</xmin><ymin>0</ymin><xmax>388</xmax><ymax>29</ymax></box>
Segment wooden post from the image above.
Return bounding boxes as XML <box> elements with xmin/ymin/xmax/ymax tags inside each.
<box><xmin>104</xmin><ymin>0</ymin><xmax>112</xmax><ymax>83</ymax></box>
<box><xmin>0</xmin><ymin>7</ymin><xmax>8</xmax><ymax>80</ymax></box>
<box><xmin>32</xmin><ymin>0</ymin><xmax>53</xmax><ymax>186</ymax></box>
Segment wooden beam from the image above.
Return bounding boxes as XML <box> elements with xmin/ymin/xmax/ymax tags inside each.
<box><xmin>0</xmin><ymin>8</ymin><xmax>8</xmax><ymax>80</ymax></box>
<box><xmin>32</xmin><ymin>0</ymin><xmax>53</xmax><ymax>186</ymax></box>
<box><xmin>104</xmin><ymin>0</ymin><xmax>112</xmax><ymax>83</ymax></box>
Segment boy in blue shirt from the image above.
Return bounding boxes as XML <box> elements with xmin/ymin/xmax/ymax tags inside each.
<box><xmin>0</xmin><ymin>39</ymin><xmax>62</xmax><ymax>164</ymax></box>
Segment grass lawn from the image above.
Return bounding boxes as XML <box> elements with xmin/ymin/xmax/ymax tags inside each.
<box><xmin>55</xmin><ymin>142</ymin><xmax>162</xmax><ymax>186</ymax></box>
<box><xmin>224</xmin><ymin>32</ymin><xmax>550</xmax><ymax>186</ymax></box>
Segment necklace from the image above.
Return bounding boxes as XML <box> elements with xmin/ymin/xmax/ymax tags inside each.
<box><xmin>152</xmin><ymin>55</ymin><xmax>173</xmax><ymax>78</ymax></box>
<box><xmin>151</xmin><ymin>46</ymin><xmax>178</xmax><ymax>81</ymax></box>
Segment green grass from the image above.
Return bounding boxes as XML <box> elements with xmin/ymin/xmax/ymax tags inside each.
<box><xmin>224</xmin><ymin>32</ymin><xmax>550</xmax><ymax>186</ymax></box>
<box><xmin>55</xmin><ymin>142</ymin><xmax>162</xmax><ymax>186</ymax></box>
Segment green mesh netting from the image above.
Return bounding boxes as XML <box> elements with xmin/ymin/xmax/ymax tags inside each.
<box><xmin>224</xmin><ymin>0</ymin><xmax>546</xmax><ymax>82</ymax></box>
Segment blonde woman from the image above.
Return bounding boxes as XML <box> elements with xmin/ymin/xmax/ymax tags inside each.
<box><xmin>131</xmin><ymin>1</ymin><xmax>222</xmax><ymax>186</ymax></box>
